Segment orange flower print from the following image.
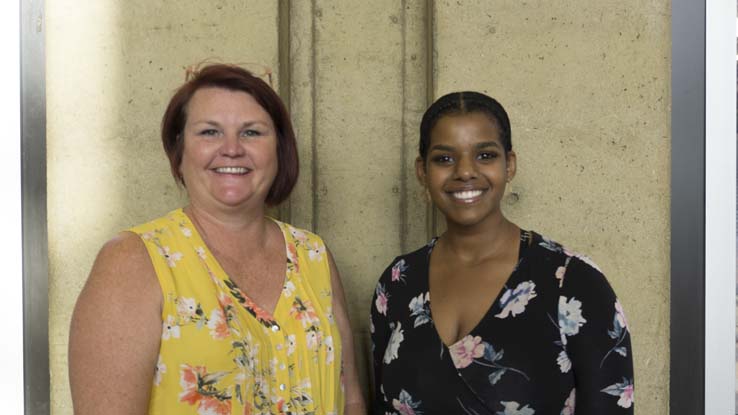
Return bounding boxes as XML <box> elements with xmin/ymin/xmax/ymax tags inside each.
<box><xmin>217</xmin><ymin>291</ymin><xmax>233</xmax><ymax>308</ymax></box>
<box><xmin>207</xmin><ymin>309</ymin><xmax>230</xmax><ymax>340</ymax></box>
<box><xmin>198</xmin><ymin>396</ymin><xmax>231</xmax><ymax>415</ymax></box>
<box><xmin>179</xmin><ymin>365</ymin><xmax>231</xmax><ymax>414</ymax></box>
<box><xmin>287</xmin><ymin>242</ymin><xmax>300</xmax><ymax>273</ymax></box>
<box><xmin>179</xmin><ymin>365</ymin><xmax>208</xmax><ymax>405</ymax></box>
<box><xmin>290</xmin><ymin>297</ymin><xmax>320</xmax><ymax>329</ymax></box>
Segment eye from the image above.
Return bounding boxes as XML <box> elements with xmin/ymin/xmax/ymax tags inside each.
<box><xmin>431</xmin><ymin>154</ymin><xmax>453</xmax><ymax>164</ymax></box>
<box><xmin>198</xmin><ymin>128</ymin><xmax>220</xmax><ymax>137</ymax></box>
<box><xmin>477</xmin><ymin>151</ymin><xmax>499</xmax><ymax>161</ymax></box>
<box><xmin>241</xmin><ymin>129</ymin><xmax>262</xmax><ymax>138</ymax></box>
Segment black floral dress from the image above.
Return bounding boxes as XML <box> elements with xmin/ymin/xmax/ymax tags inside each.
<box><xmin>370</xmin><ymin>231</ymin><xmax>634</xmax><ymax>415</ymax></box>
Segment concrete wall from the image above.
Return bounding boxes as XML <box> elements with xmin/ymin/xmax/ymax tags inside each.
<box><xmin>47</xmin><ymin>1</ymin><xmax>670</xmax><ymax>413</ymax></box>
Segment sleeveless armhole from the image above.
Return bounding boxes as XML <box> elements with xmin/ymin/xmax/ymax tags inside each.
<box><xmin>125</xmin><ymin>228</ymin><xmax>177</xmax><ymax>320</ymax></box>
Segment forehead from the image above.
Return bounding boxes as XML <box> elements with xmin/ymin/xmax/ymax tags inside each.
<box><xmin>186</xmin><ymin>87</ymin><xmax>272</xmax><ymax>122</ymax></box>
<box><xmin>430</xmin><ymin>112</ymin><xmax>502</xmax><ymax>146</ymax></box>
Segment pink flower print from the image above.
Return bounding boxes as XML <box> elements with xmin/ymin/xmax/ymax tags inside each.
<box><xmin>601</xmin><ymin>378</ymin><xmax>634</xmax><ymax>409</ymax></box>
<box><xmin>289</xmin><ymin>227</ymin><xmax>309</xmax><ymax>244</ymax></box>
<box><xmin>618</xmin><ymin>383</ymin><xmax>634</xmax><ymax>408</ymax></box>
<box><xmin>158</xmin><ymin>246</ymin><xmax>183</xmax><ymax>267</ymax></box>
<box><xmin>308</xmin><ymin>241</ymin><xmax>326</xmax><ymax>261</ymax></box>
<box><xmin>615</xmin><ymin>300</ymin><xmax>629</xmax><ymax>331</ymax></box>
<box><xmin>391</xmin><ymin>259</ymin><xmax>408</xmax><ymax>282</ymax></box>
<box><xmin>325</xmin><ymin>335</ymin><xmax>335</xmax><ymax>364</ymax></box>
<box><xmin>180</xmin><ymin>226</ymin><xmax>192</xmax><ymax>238</ymax></box>
<box><xmin>555</xmin><ymin>266</ymin><xmax>566</xmax><ymax>288</ymax></box>
<box><xmin>375</xmin><ymin>284</ymin><xmax>389</xmax><ymax>316</ymax></box>
<box><xmin>306</xmin><ymin>329</ymin><xmax>321</xmax><ymax>350</ymax></box>
<box><xmin>195</xmin><ymin>246</ymin><xmax>207</xmax><ymax>260</ymax></box>
<box><xmin>162</xmin><ymin>315</ymin><xmax>180</xmax><ymax>340</ymax></box>
<box><xmin>561</xmin><ymin>388</ymin><xmax>575</xmax><ymax>415</ymax></box>
<box><xmin>449</xmin><ymin>335</ymin><xmax>485</xmax><ymax>369</ymax></box>
<box><xmin>287</xmin><ymin>334</ymin><xmax>296</xmax><ymax>356</ymax></box>
<box><xmin>207</xmin><ymin>309</ymin><xmax>230</xmax><ymax>340</ymax></box>
<box><xmin>153</xmin><ymin>355</ymin><xmax>166</xmax><ymax>386</ymax></box>
<box><xmin>176</xmin><ymin>297</ymin><xmax>197</xmax><ymax>320</ymax></box>
<box><xmin>392</xmin><ymin>389</ymin><xmax>421</xmax><ymax>415</ymax></box>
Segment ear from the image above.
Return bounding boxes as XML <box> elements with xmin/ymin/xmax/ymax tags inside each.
<box><xmin>415</xmin><ymin>156</ymin><xmax>427</xmax><ymax>187</ymax></box>
<box><xmin>505</xmin><ymin>150</ymin><xmax>517</xmax><ymax>182</ymax></box>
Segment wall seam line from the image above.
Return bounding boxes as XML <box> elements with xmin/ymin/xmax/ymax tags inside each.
<box><xmin>277</xmin><ymin>0</ymin><xmax>292</xmax><ymax>223</ymax></box>
<box><xmin>310</xmin><ymin>0</ymin><xmax>318</xmax><ymax>232</ymax></box>
<box><xmin>399</xmin><ymin>0</ymin><xmax>408</xmax><ymax>253</ymax></box>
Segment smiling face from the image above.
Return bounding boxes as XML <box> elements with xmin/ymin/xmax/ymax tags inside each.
<box><xmin>417</xmin><ymin>111</ymin><xmax>516</xmax><ymax>229</ymax></box>
<box><xmin>179</xmin><ymin>87</ymin><xmax>278</xmax><ymax>214</ymax></box>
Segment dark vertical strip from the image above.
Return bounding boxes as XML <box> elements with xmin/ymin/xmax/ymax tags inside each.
<box><xmin>310</xmin><ymin>0</ymin><xmax>319</xmax><ymax>232</ymax></box>
<box><xmin>425</xmin><ymin>0</ymin><xmax>437</xmax><ymax>240</ymax></box>
<box><xmin>671</xmin><ymin>0</ymin><xmax>706</xmax><ymax>413</ymax></box>
<box><xmin>21</xmin><ymin>1</ymin><xmax>50</xmax><ymax>414</ymax></box>
<box><xmin>399</xmin><ymin>0</ymin><xmax>408</xmax><ymax>253</ymax></box>
<box><xmin>277</xmin><ymin>0</ymin><xmax>292</xmax><ymax>223</ymax></box>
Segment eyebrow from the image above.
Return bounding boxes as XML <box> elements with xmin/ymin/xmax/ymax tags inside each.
<box><xmin>191</xmin><ymin>120</ymin><xmax>271</xmax><ymax>129</ymax></box>
<box><xmin>429</xmin><ymin>141</ymin><xmax>501</xmax><ymax>152</ymax></box>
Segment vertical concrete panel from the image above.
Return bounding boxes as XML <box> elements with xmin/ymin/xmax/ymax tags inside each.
<box><xmin>435</xmin><ymin>1</ymin><xmax>670</xmax><ymax>413</ymax></box>
<box><xmin>46</xmin><ymin>1</ymin><xmax>279</xmax><ymax>413</ymax></box>
<box><xmin>310</xmin><ymin>0</ymin><xmax>407</xmax><ymax>324</ymax></box>
<box><xmin>400</xmin><ymin>1</ymin><xmax>432</xmax><ymax>252</ymax></box>
<box><xmin>288</xmin><ymin>0</ymin><xmax>316</xmax><ymax>230</ymax></box>
<box><xmin>289</xmin><ymin>0</ymin><xmax>431</xmax><ymax>397</ymax></box>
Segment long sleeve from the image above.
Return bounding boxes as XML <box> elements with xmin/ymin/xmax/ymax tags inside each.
<box><xmin>558</xmin><ymin>256</ymin><xmax>634</xmax><ymax>414</ymax></box>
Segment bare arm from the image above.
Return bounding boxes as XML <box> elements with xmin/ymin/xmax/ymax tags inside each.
<box><xmin>327</xmin><ymin>249</ymin><xmax>367</xmax><ymax>415</ymax></box>
<box><xmin>69</xmin><ymin>232</ymin><xmax>162</xmax><ymax>415</ymax></box>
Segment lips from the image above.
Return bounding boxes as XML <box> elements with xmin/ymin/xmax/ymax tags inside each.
<box><xmin>213</xmin><ymin>166</ymin><xmax>251</xmax><ymax>175</ymax></box>
<box><xmin>449</xmin><ymin>189</ymin><xmax>486</xmax><ymax>203</ymax></box>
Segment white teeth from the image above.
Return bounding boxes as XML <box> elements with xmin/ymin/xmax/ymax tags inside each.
<box><xmin>452</xmin><ymin>190</ymin><xmax>483</xmax><ymax>200</ymax></box>
<box><xmin>215</xmin><ymin>166</ymin><xmax>249</xmax><ymax>174</ymax></box>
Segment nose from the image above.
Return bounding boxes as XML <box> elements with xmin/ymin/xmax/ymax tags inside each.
<box><xmin>454</xmin><ymin>155</ymin><xmax>477</xmax><ymax>181</ymax></box>
<box><xmin>220</xmin><ymin>132</ymin><xmax>245</xmax><ymax>157</ymax></box>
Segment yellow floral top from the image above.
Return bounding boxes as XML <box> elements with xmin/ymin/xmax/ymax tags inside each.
<box><xmin>131</xmin><ymin>209</ymin><xmax>344</xmax><ymax>415</ymax></box>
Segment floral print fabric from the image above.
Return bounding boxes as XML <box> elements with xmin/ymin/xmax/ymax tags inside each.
<box><xmin>131</xmin><ymin>209</ymin><xmax>344</xmax><ymax>415</ymax></box>
<box><xmin>370</xmin><ymin>231</ymin><xmax>634</xmax><ymax>414</ymax></box>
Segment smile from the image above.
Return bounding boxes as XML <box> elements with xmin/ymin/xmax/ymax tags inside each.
<box><xmin>451</xmin><ymin>189</ymin><xmax>484</xmax><ymax>202</ymax></box>
<box><xmin>214</xmin><ymin>166</ymin><xmax>250</xmax><ymax>175</ymax></box>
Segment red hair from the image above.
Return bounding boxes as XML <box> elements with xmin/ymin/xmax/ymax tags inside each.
<box><xmin>161</xmin><ymin>64</ymin><xmax>298</xmax><ymax>206</ymax></box>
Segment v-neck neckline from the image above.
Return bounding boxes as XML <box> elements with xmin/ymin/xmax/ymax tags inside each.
<box><xmin>425</xmin><ymin>230</ymin><xmax>532</xmax><ymax>349</ymax></box>
<box><xmin>177</xmin><ymin>208</ymin><xmax>291</xmax><ymax>321</ymax></box>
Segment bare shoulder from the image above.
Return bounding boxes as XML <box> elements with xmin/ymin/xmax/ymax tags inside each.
<box><xmin>91</xmin><ymin>231</ymin><xmax>155</xmax><ymax>281</ymax></box>
<box><xmin>69</xmin><ymin>232</ymin><xmax>163</xmax><ymax>414</ymax></box>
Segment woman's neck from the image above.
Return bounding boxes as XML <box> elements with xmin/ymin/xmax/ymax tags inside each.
<box><xmin>440</xmin><ymin>215</ymin><xmax>519</xmax><ymax>265</ymax></box>
<box><xmin>184</xmin><ymin>203</ymin><xmax>271</xmax><ymax>253</ymax></box>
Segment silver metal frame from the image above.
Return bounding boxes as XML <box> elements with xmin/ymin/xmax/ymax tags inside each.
<box><xmin>21</xmin><ymin>0</ymin><xmax>49</xmax><ymax>413</ymax></box>
<box><xmin>671</xmin><ymin>0</ymin><xmax>706</xmax><ymax>413</ymax></box>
